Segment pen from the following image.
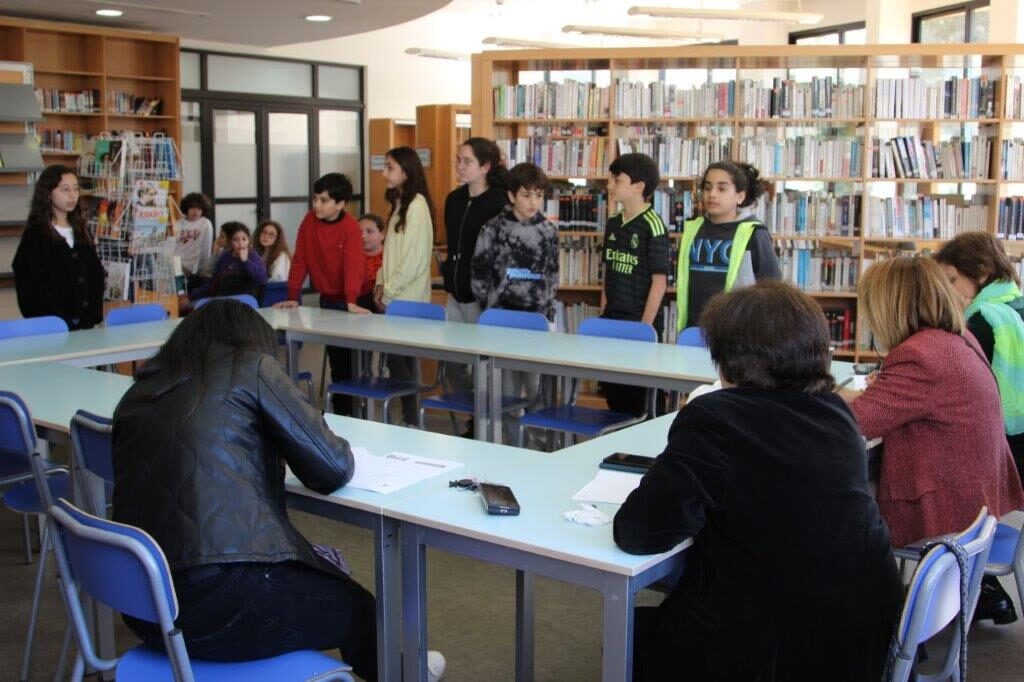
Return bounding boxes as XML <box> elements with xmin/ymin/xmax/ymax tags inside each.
<box><xmin>834</xmin><ymin>377</ymin><xmax>854</xmax><ymax>392</ymax></box>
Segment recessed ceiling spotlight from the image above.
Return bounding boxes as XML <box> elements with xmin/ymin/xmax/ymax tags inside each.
<box><xmin>95</xmin><ymin>9</ymin><xmax>123</xmax><ymax>17</ymax></box>
<box><xmin>305</xmin><ymin>15</ymin><xmax>333</xmax><ymax>22</ymax></box>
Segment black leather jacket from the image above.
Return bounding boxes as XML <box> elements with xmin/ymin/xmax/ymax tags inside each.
<box><xmin>112</xmin><ymin>346</ymin><xmax>353</xmax><ymax>574</ymax></box>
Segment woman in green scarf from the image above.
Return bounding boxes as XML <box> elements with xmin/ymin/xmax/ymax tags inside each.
<box><xmin>936</xmin><ymin>231</ymin><xmax>1024</xmax><ymax>626</ymax></box>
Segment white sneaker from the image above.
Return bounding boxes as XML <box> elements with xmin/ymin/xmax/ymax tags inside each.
<box><xmin>427</xmin><ymin>650</ymin><xmax>447</xmax><ymax>681</ymax></box>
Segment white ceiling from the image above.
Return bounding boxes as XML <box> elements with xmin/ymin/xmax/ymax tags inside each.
<box><xmin>0</xmin><ymin>0</ymin><xmax>455</xmax><ymax>47</ymax></box>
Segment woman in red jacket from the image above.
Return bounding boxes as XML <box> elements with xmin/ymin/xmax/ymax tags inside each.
<box><xmin>846</xmin><ymin>256</ymin><xmax>1024</xmax><ymax>622</ymax></box>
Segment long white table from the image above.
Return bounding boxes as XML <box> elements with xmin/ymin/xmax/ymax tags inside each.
<box><xmin>0</xmin><ymin>318</ymin><xmax>181</xmax><ymax>368</ymax></box>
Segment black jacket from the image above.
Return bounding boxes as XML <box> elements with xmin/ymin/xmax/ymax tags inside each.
<box><xmin>442</xmin><ymin>184</ymin><xmax>508</xmax><ymax>302</ymax></box>
<box><xmin>12</xmin><ymin>226</ymin><xmax>105</xmax><ymax>330</ymax></box>
<box><xmin>112</xmin><ymin>346</ymin><xmax>354</xmax><ymax>575</ymax></box>
<box><xmin>615</xmin><ymin>388</ymin><xmax>902</xmax><ymax>682</ymax></box>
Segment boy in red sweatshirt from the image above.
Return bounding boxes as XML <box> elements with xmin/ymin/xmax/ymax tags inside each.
<box><xmin>274</xmin><ymin>172</ymin><xmax>368</xmax><ymax>415</ymax></box>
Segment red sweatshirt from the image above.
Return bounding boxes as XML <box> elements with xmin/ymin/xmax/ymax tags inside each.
<box><xmin>287</xmin><ymin>210</ymin><xmax>365</xmax><ymax>304</ymax></box>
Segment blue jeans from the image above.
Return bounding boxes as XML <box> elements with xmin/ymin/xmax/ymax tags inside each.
<box><xmin>124</xmin><ymin>561</ymin><xmax>378</xmax><ymax>680</ymax></box>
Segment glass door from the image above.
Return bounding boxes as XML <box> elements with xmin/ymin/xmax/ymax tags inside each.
<box><xmin>212</xmin><ymin>107</ymin><xmax>260</xmax><ymax>229</ymax></box>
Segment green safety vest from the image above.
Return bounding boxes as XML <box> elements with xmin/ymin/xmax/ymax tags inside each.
<box><xmin>676</xmin><ymin>217</ymin><xmax>760</xmax><ymax>331</ymax></box>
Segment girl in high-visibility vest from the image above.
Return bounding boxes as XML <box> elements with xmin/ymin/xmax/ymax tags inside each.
<box><xmin>676</xmin><ymin>161</ymin><xmax>781</xmax><ymax>331</ymax></box>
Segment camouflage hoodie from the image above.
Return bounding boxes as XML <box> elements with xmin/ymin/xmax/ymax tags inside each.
<box><xmin>470</xmin><ymin>206</ymin><xmax>559</xmax><ymax>321</ymax></box>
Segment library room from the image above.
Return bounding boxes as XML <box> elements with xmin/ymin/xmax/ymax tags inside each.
<box><xmin>0</xmin><ymin>1</ymin><xmax>1023</xmax><ymax>680</ymax></box>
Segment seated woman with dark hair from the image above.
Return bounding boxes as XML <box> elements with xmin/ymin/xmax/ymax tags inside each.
<box><xmin>111</xmin><ymin>300</ymin><xmax>377</xmax><ymax>677</ymax></box>
<box><xmin>614</xmin><ymin>281</ymin><xmax>903</xmax><ymax>682</ymax></box>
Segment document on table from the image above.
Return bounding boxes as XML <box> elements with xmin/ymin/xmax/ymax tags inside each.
<box><xmin>572</xmin><ymin>469</ymin><xmax>644</xmax><ymax>505</ymax></box>
<box><xmin>346</xmin><ymin>447</ymin><xmax>463</xmax><ymax>494</ymax></box>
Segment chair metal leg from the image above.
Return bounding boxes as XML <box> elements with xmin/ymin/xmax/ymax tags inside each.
<box><xmin>20</xmin><ymin>527</ymin><xmax>50</xmax><ymax>681</ymax></box>
<box><xmin>55</xmin><ymin>619</ymin><xmax>73</xmax><ymax>681</ymax></box>
<box><xmin>516</xmin><ymin>424</ymin><xmax>526</xmax><ymax>448</ymax></box>
<box><xmin>70</xmin><ymin>653</ymin><xmax>85</xmax><ymax>682</ymax></box>
<box><xmin>418</xmin><ymin>407</ymin><xmax>427</xmax><ymax>431</ymax></box>
<box><xmin>319</xmin><ymin>348</ymin><xmax>329</xmax><ymax>405</ymax></box>
<box><xmin>21</xmin><ymin>514</ymin><xmax>32</xmax><ymax>564</ymax></box>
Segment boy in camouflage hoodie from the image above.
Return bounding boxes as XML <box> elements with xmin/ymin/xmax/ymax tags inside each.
<box><xmin>471</xmin><ymin>162</ymin><xmax>559</xmax><ymax>445</ymax></box>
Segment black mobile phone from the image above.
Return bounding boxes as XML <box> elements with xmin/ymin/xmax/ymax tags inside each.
<box><xmin>599</xmin><ymin>453</ymin><xmax>655</xmax><ymax>474</ymax></box>
<box><xmin>478</xmin><ymin>482</ymin><xmax>521</xmax><ymax>516</ymax></box>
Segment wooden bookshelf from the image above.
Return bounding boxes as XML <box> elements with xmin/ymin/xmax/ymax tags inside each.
<box><xmin>473</xmin><ymin>44</ymin><xmax>1024</xmax><ymax>359</ymax></box>
<box><xmin>0</xmin><ymin>15</ymin><xmax>180</xmax><ymax>172</ymax></box>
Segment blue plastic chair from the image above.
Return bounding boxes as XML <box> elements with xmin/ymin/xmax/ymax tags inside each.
<box><xmin>676</xmin><ymin>326</ymin><xmax>705</xmax><ymax>348</ymax></box>
<box><xmin>261</xmin><ymin>281</ymin><xmax>290</xmax><ymax>307</ymax></box>
<box><xmin>325</xmin><ymin>300</ymin><xmax>446</xmax><ymax>424</ymax></box>
<box><xmin>419</xmin><ymin>309</ymin><xmax>551</xmax><ymax>432</ymax></box>
<box><xmin>47</xmin><ymin>498</ymin><xmax>354</xmax><ymax>682</ymax></box>
<box><xmin>105</xmin><ymin>304</ymin><xmax>168</xmax><ymax>327</ymax></box>
<box><xmin>194</xmin><ymin>294</ymin><xmax>259</xmax><ymax>310</ymax></box>
<box><xmin>0</xmin><ymin>315</ymin><xmax>68</xmax><ymax>340</ymax></box>
<box><xmin>0</xmin><ymin>391</ymin><xmax>73</xmax><ymax>681</ymax></box>
<box><xmin>888</xmin><ymin>509</ymin><xmax>997</xmax><ymax>682</ymax></box>
<box><xmin>517</xmin><ymin>317</ymin><xmax>656</xmax><ymax>447</ymax></box>
<box><xmin>70</xmin><ymin>410</ymin><xmax>114</xmax><ymax>517</ymax></box>
<box><xmin>985</xmin><ymin>522</ymin><xmax>1024</xmax><ymax>616</ymax></box>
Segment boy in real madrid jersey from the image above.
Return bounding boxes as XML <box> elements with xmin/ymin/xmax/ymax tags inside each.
<box><xmin>600</xmin><ymin>153</ymin><xmax>671</xmax><ymax>415</ymax></box>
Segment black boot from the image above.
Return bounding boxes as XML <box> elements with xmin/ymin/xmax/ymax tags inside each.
<box><xmin>974</xmin><ymin>575</ymin><xmax>1018</xmax><ymax>625</ymax></box>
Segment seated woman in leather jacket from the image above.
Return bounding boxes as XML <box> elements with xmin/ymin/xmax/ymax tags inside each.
<box><xmin>111</xmin><ymin>299</ymin><xmax>377</xmax><ymax>679</ymax></box>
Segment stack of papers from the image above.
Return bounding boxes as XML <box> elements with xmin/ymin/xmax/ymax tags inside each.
<box><xmin>346</xmin><ymin>447</ymin><xmax>462</xmax><ymax>494</ymax></box>
<box><xmin>572</xmin><ymin>469</ymin><xmax>644</xmax><ymax>505</ymax></box>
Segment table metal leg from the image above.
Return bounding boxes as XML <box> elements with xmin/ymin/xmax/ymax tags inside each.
<box><xmin>473</xmin><ymin>356</ymin><xmax>489</xmax><ymax>442</ymax></box>
<box><xmin>372</xmin><ymin>515</ymin><xmax>402</xmax><ymax>681</ymax></box>
<box><xmin>515</xmin><ymin>570</ymin><xmax>535</xmax><ymax>682</ymax></box>
<box><xmin>286</xmin><ymin>334</ymin><xmax>300</xmax><ymax>379</ymax></box>
<box><xmin>401</xmin><ymin>523</ymin><xmax>429</xmax><ymax>682</ymax></box>
<box><xmin>601</xmin><ymin>574</ymin><xmax>635</xmax><ymax>682</ymax></box>
<box><xmin>488</xmin><ymin>357</ymin><xmax>502</xmax><ymax>444</ymax></box>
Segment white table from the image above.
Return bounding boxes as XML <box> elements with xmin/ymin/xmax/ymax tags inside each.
<box><xmin>0</xmin><ymin>318</ymin><xmax>181</xmax><ymax>368</ymax></box>
<box><xmin>383</xmin><ymin>412</ymin><xmax>689</xmax><ymax>682</ymax></box>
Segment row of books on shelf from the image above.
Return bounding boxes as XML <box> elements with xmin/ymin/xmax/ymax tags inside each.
<box><xmin>109</xmin><ymin>92</ymin><xmax>163</xmax><ymax>116</ymax></box>
<box><xmin>38</xmin><ymin>129</ymin><xmax>90</xmax><ymax>154</ymax></box>
<box><xmin>740</xmin><ymin>77</ymin><xmax>864</xmax><ymax>120</ymax></box>
<box><xmin>824</xmin><ymin>308</ymin><xmax>858</xmax><ymax>351</ymax></box>
<box><xmin>1004</xmin><ymin>76</ymin><xmax>1024</xmax><ymax>119</ymax></box>
<box><xmin>558</xmin><ymin>234</ymin><xmax>602</xmax><ymax>287</ymax></box>
<box><xmin>34</xmin><ymin>88</ymin><xmax>100</xmax><ymax>113</ymax></box>
<box><xmin>493</xmin><ymin>81</ymin><xmax>610</xmax><ymax>120</ymax></box>
<box><xmin>553</xmin><ymin>301</ymin><xmax>600</xmax><ymax>336</ymax></box>
<box><xmin>547</xmin><ymin>188</ymin><xmax>609</xmax><ymax>231</ymax></box>
<box><xmin>497</xmin><ymin>137</ymin><xmax>608</xmax><ymax>177</ymax></box>
<box><xmin>616</xmin><ymin>132</ymin><xmax>731</xmax><ymax>178</ymax></box>
<box><xmin>999</xmin><ymin>139</ymin><xmax>1024</xmax><ymax>180</ymax></box>
<box><xmin>871</xmin><ymin>135</ymin><xmax>990</xmax><ymax>180</ymax></box>
<box><xmin>872</xmin><ymin>76</ymin><xmax>995</xmax><ymax>120</ymax></box>
<box><xmin>997</xmin><ymin>197</ymin><xmax>1024</xmax><ymax>240</ymax></box>
<box><xmin>754</xmin><ymin>191</ymin><xmax>860</xmax><ymax>237</ymax></box>
<box><xmin>866</xmin><ymin>196</ymin><xmax>986</xmax><ymax>239</ymax></box>
<box><xmin>737</xmin><ymin>135</ymin><xmax>863</xmax><ymax>179</ymax></box>
<box><xmin>777</xmin><ymin>246</ymin><xmax>859</xmax><ymax>293</ymax></box>
<box><xmin>614</xmin><ymin>79</ymin><xmax>733</xmax><ymax>120</ymax></box>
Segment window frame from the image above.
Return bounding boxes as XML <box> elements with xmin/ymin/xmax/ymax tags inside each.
<box><xmin>789</xmin><ymin>21</ymin><xmax>866</xmax><ymax>45</ymax></box>
<box><xmin>911</xmin><ymin>1</ymin><xmax>990</xmax><ymax>44</ymax></box>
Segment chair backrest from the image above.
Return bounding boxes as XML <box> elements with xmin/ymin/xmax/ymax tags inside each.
<box><xmin>891</xmin><ymin>509</ymin><xmax>997</xmax><ymax>680</ymax></box>
<box><xmin>676</xmin><ymin>326</ymin><xmax>706</xmax><ymax>348</ymax></box>
<box><xmin>48</xmin><ymin>498</ymin><xmax>189</xmax><ymax>676</ymax></box>
<box><xmin>70</xmin><ymin>410</ymin><xmax>113</xmax><ymax>516</ymax></box>
<box><xmin>194</xmin><ymin>293</ymin><xmax>260</xmax><ymax>310</ymax></box>
<box><xmin>262</xmin><ymin>280</ymin><xmax>289</xmax><ymax>307</ymax></box>
<box><xmin>479</xmin><ymin>308</ymin><xmax>550</xmax><ymax>332</ymax></box>
<box><xmin>0</xmin><ymin>390</ymin><xmax>38</xmax><ymax>459</ymax></box>
<box><xmin>0</xmin><ymin>316</ymin><xmax>68</xmax><ymax>340</ymax></box>
<box><xmin>579</xmin><ymin>317</ymin><xmax>657</xmax><ymax>343</ymax></box>
<box><xmin>385</xmin><ymin>300</ymin><xmax>446</xmax><ymax>321</ymax></box>
<box><xmin>105</xmin><ymin>303</ymin><xmax>168</xmax><ymax>327</ymax></box>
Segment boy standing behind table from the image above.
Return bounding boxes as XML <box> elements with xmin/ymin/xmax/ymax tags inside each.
<box><xmin>471</xmin><ymin>162</ymin><xmax>559</xmax><ymax>443</ymax></box>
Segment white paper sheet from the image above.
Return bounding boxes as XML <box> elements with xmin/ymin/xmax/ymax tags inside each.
<box><xmin>571</xmin><ymin>469</ymin><xmax>644</xmax><ymax>505</ymax></box>
<box><xmin>345</xmin><ymin>447</ymin><xmax>463</xmax><ymax>494</ymax></box>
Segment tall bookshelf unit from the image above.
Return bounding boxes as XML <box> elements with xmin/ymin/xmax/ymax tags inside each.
<box><xmin>472</xmin><ymin>44</ymin><xmax>1024</xmax><ymax>362</ymax></box>
<box><xmin>0</xmin><ymin>16</ymin><xmax>181</xmax><ymax>295</ymax></box>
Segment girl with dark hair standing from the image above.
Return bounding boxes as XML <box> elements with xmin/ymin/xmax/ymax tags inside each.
<box><xmin>442</xmin><ymin>137</ymin><xmax>509</xmax><ymax>435</ymax></box>
<box><xmin>13</xmin><ymin>164</ymin><xmax>105</xmax><ymax>329</ymax></box>
<box><xmin>377</xmin><ymin>146</ymin><xmax>435</xmax><ymax>425</ymax></box>
<box><xmin>675</xmin><ymin>161</ymin><xmax>781</xmax><ymax>331</ymax></box>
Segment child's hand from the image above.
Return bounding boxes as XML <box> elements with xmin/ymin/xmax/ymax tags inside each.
<box><xmin>273</xmin><ymin>300</ymin><xmax>299</xmax><ymax>309</ymax></box>
<box><xmin>347</xmin><ymin>303</ymin><xmax>371</xmax><ymax>314</ymax></box>
<box><xmin>373</xmin><ymin>284</ymin><xmax>384</xmax><ymax>309</ymax></box>
<box><xmin>238</xmin><ymin>247</ymin><xmax>249</xmax><ymax>262</ymax></box>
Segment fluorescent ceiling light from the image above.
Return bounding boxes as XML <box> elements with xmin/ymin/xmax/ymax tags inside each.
<box><xmin>95</xmin><ymin>9</ymin><xmax>123</xmax><ymax>17</ymax></box>
<box><xmin>305</xmin><ymin>15</ymin><xmax>332</xmax><ymax>22</ymax></box>
<box><xmin>628</xmin><ymin>6</ymin><xmax>823</xmax><ymax>25</ymax></box>
<box><xmin>562</xmin><ymin>25</ymin><xmax>725</xmax><ymax>42</ymax></box>
<box><xmin>483</xmin><ymin>36</ymin><xmax>580</xmax><ymax>49</ymax></box>
<box><xmin>405</xmin><ymin>48</ymin><xmax>471</xmax><ymax>62</ymax></box>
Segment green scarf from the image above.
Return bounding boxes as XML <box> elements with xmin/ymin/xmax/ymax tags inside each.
<box><xmin>966</xmin><ymin>280</ymin><xmax>1024</xmax><ymax>436</ymax></box>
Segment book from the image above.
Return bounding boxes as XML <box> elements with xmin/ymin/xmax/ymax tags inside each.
<box><xmin>102</xmin><ymin>261</ymin><xmax>131</xmax><ymax>301</ymax></box>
